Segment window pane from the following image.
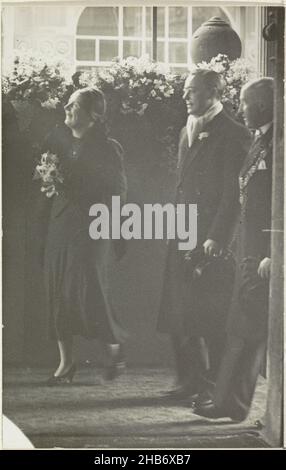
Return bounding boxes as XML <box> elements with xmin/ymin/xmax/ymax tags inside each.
<box><xmin>169</xmin><ymin>7</ymin><xmax>187</xmax><ymax>39</ymax></box>
<box><xmin>157</xmin><ymin>41</ymin><xmax>165</xmax><ymax>62</ymax></box>
<box><xmin>146</xmin><ymin>7</ymin><xmax>164</xmax><ymax>38</ymax></box>
<box><xmin>192</xmin><ymin>7</ymin><xmax>230</xmax><ymax>33</ymax></box>
<box><xmin>169</xmin><ymin>42</ymin><xmax>188</xmax><ymax>64</ymax></box>
<box><xmin>145</xmin><ymin>40</ymin><xmax>165</xmax><ymax>62</ymax></box>
<box><xmin>157</xmin><ymin>7</ymin><xmax>165</xmax><ymax>37</ymax></box>
<box><xmin>146</xmin><ymin>40</ymin><xmax>152</xmax><ymax>58</ymax></box>
<box><xmin>77</xmin><ymin>7</ymin><xmax>119</xmax><ymax>36</ymax></box>
<box><xmin>123</xmin><ymin>40</ymin><xmax>141</xmax><ymax>58</ymax></box>
<box><xmin>76</xmin><ymin>39</ymin><xmax>96</xmax><ymax>61</ymax></box>
<box><xmin>76</xmin><ymin>65</ymin><xmax>101</xmax><ymax>73</ymax></box>
<box><xmin>99</xmin><ymin>40</ymin><xmax>118</xmax><ymax>61</ymax></box>
<box><xmin>146</xmin><ymin>7</ymin><xmax>152</xmax><ymax>38</ymax></box>
<box><xmin>123</xmin><ymin>7</ymin><xmax>142</xmax><ymax>37</ymax></box>
<box><xmin>76</xmin><ymin>65</ymin><xmax>94</xmax><ymax>72</ymax></box>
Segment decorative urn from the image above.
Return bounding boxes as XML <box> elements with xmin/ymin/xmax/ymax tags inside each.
<box><xmin>191</xmin><ymin>16</ymin><xmax>242</xmax><ymax>64</ymax></box>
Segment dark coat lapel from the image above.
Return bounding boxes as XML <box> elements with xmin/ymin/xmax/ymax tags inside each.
<box><xmin>180</xmin><ymin>110</ymin><xmax>225</xmax><ymax>181</ymax></box>
<box><xmin>240</xmin><ymin>125</ymin><xmax>273</xmax><ymax>178</ymax></box>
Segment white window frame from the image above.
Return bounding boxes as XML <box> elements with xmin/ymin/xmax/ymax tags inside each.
<box><xmin>76</xmin><ymin>6</ymin><xmax>151</xmax><ymax>67</ymax></box>
<box><xmin>75</xmin><ymin>5</ymin><xmax>193</xmax><ymax>71</ymax></box>
<box><xmin>75</xmin><ymin>5</ymin><xmax>233</xmax><ymax>71</ymax></box>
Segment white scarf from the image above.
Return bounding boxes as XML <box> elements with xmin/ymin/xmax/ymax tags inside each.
<box><xmin>186</xmin><ymin>101</ymin><xmax>223</xmax><ymax>148</ymax></box>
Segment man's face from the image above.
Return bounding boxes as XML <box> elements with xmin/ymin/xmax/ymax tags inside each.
<box><xmin>64</xmin><ymin>91</ymin><xmax>91</xmax><ymax>130</ymax></box>
<box><xmin>239</xmin><ymin>89</ymin><xmax>261</xmax><ymax>129</ymax></box>
<box><xmin>183</xmin><ymin>75</ymin><xmax>212</xmax><ymax>116</ymax></box>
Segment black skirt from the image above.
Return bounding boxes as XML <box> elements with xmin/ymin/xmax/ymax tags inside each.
<box><xmin>44</xmin><ymin>195</ymin><xmax>126</xmax><ymax>343</ymax></box>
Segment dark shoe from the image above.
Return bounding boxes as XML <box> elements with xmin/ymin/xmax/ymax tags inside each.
<box><xmin>254</xmin><ymin>419</ymin><xmax>264</xmax><ymax>430</ymax></box>
<box><xmin>193</xmin><ymin>402</ymin><xmax>228</xmax><ymax>419</ymax></box>
<box><xmin>46</xmin><ymin>363</ymin><xmax>76</xmax><ymax>386</ymax></box>
<box><xmin>191</xmin><ymin>390</ymin><xmax>214</xmax><ymax>408</ymax></box>
<box><xmin>193</xmin><ymin>402</ymin><xmax>245</xmax><ymax>423</ymax></box>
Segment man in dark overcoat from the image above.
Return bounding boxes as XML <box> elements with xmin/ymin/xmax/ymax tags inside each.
<box><xmin>194</xmin><ymin>77</ymin><xmax>274</xmax><ymax>421</ymax></box>
<box><xmin>158</xmin><ymin>69</ymin><xmax>251</xmax><ymax>401</ymax></box>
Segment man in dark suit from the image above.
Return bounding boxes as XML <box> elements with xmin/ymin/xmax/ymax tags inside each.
<box><xmin>194</xmin><ymin>77</ymin><xmax>274</xmax><ymax>421</ymax></box>
<box><xmin>158</xmin><ymin>69</ymin><xmax>251</xmax><ymax>401</ymax></box>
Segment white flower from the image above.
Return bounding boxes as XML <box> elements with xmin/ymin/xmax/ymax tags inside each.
<box><xmin>34</xmin><ymin>151</ymin><xmax>63</xmax><ymax>197</ymax></box>
<box><xmin>154</xmin><ymin>79</ymin><xmax>163</xmax><ymax>88</ymax></box>
<box><xmin>228</xmin><ymin>88</ymin><xmax>237</xmax><ymax>98</ymax></box>
<box><xmin>164</xmin><ymin>89</ymin><xmax>174</xmax><ymax>98</ymax></box>
<box><xmin>41</xmin><ymin>98</ymin><xmax>60</xmax><ymax>109</ymax></box>
<box><xmin>136</xmin><ymin>103</ymin><xmax>148</xmax><ymax>116</ymax></box>
<box><xmin>212</xmin><ymin>63</ymin><xmax>225</xmax><ymax>74</ymax></box>
<box><xmin>198</xmin><ymin>132</ymin><xmax>209</xmax><ymax>140</ymax></box>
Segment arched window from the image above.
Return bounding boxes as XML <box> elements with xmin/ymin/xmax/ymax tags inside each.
<box><xmin>76</xmin><ymin>7</ymin><xmax>152</xmax><ymax>68</ymax></box>
<box><xmin>76</xmin><ymin>6</ymin><xmax>233</xmax><ymax>72</ymax></box>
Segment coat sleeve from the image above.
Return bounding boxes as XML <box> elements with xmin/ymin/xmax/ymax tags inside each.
<box><xmin>32</xmin><ymin>128</ymin><xmax>61</xmax><ymax>266</ymax></box>
<box><xmin>104</xmin><ymin>138</ymin><xmax>128</xmax><ymax>204</ymax></box>
<box><xmin>176</xmin><ymin>128</ymin><xmax>188</xmax><ymax>185</ymax></box>
<box><xmin>106</xmin><ymin>139</ymin><xmax>128</xmax><ymax>260</ymax></box>
<box><xmin>33</xmin><ymin>191</ymin><xmax>53</xmax><ymax>266</ymax></box>
<box><xmin>261</xmin><ymin>147</ymin><xmax>273</xmax><ymax>259</ymax></box>
<box><xmin>72</xmin><ymin>138</ymin><xmax>128</xmax><ymax>259</ymax></box>
<box><xmin>207</xmin><ymin>126</ymin><xmax>252</xmax><ymax>246</ymax></box>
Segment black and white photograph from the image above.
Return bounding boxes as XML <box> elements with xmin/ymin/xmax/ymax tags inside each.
<box><xmin>1</xmin><ymin>0</ymin><xmax>284</xmax><ymax>451</ymax></box>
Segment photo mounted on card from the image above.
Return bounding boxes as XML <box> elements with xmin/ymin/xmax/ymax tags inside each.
<box><xmin>1</xmin><ymin>0</ymin><xmax>284</xmax><ymax>452</ymax></box>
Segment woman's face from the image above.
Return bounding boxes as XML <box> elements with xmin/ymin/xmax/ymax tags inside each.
<box><xmin>64</xmin><ymin>91</ymin><xmax>92</xmax><ymax>130</ymax></box>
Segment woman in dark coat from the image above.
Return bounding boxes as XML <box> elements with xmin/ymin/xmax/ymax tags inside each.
<box><xmin>37</xmin><ymin>88</ymin><xmax>127</xmax><ymax>384</ymax></box>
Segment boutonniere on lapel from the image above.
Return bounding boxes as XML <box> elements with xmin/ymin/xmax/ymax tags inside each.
<box><xmin>198</xmin><ymin>132</ymin><xmax>209</xmax><ymax>141</ymax></box>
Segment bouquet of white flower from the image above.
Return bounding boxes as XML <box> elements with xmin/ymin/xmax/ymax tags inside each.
<box><xmin>34</xmin><ymin>151</ymin><xmax>64</xmax><ymax>198</ymax></box>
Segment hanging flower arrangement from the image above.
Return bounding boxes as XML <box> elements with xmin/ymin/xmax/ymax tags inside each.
<box><xmin>2</xmin><ymin>50</ymin><xmax>68</xmax><ymax>108</ymax></box>
<box><xmin>2</xmin><ymin>52</ymin><xmax>255</xmax><ymax>168</ymax></box>
<box><xmin>79</xmin><ymin>55</ymin><xmax>185</xmax><ymax>117</ymax></box>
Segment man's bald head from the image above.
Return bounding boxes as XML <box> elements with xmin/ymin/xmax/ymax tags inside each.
<box><xmin>240</xmin><ymin>78</ymin><xmax>274</xmax><ymax>129</ymax></box>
